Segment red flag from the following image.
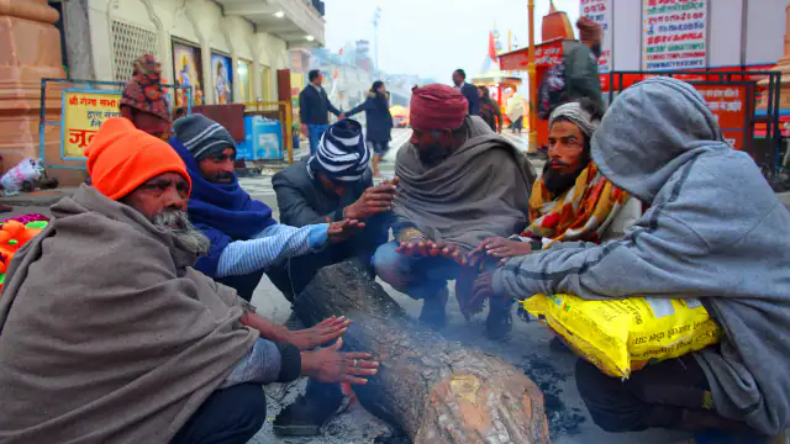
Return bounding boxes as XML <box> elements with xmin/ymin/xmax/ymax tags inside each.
<box><xmin>488</xmin><ymin>31</ymin><xmax>498</xmax><ymax>62</ymax></box>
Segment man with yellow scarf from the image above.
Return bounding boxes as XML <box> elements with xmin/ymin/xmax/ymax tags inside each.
<box><xmin>469</xmin><ymin>99</ymin><xmax>641</xmax><ymax>269</ymax></box>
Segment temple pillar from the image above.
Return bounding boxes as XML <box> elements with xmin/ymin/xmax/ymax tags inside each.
<box><xmin>0</xmin><ymin>0</ymin><xmax>67</xmax><ymax>178</ymax></box>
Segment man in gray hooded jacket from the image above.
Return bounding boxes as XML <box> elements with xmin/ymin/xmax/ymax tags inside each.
<box><xmin>476</xmin><ymin>77</ymin><xmax>790</xmax><ymax>437</ymax></box>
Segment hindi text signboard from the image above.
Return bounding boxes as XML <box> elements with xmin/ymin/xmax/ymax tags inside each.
<box><xmin>580</xmin><ymin>0</ymin><xmax>613</xmax><ymax>74</ymax></box>
<box><xmin>642</xmin><ymin>0</ymin><xmax>708</xmax><ymax>71</ymax></box>
<box><xmin>691</xmin><ymin>83</ymin><xmax>750</xmax><ymax>151</ymax></box>
<box><xmin>61</xmin><ymin>90</ymin><xmax>123</xmax><ymax>160</ymax></box>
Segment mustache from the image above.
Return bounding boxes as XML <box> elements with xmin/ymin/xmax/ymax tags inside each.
<box><xmin>209</xmin><ymin>172</ymin><xmax>234</xmax><ymax>182</ymax></box>
<box><xmin>152</xmin><ymin>210</ymin><xmax>211</xmax><ymax>256</ymax></box>
<box><xmin>548</xmin><ymin>159</ymin><xmax>570</xmax><ymax>168</ymax></box>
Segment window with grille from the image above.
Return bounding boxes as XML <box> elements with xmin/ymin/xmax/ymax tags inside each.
<box><xmin>110</xmin><ymin>20</ymin><xmax>159</xmax><ymax>82</ymax></box>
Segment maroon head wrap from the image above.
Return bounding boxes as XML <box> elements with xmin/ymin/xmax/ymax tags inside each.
<box><xmin>409</xmin><ymin>84</ymin><xmax>468</xmax><ymax>131</ymax></box>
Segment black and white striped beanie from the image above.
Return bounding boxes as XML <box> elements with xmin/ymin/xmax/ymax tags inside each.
<box><xmin>309</xmin><ymin>119</ymin><xmax>370</xmax><ymax>183</ymax></box>
<box><xmin>173</xmin><ymin>114</ymin><xmax>236</xmax><ymax>161</ymax></box>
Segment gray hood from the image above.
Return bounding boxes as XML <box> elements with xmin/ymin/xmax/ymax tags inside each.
<box><xmin>495</xmin><ymin>77</ymin><xmax>790</xmax><ymax>434</ymax></box>
<box><xmin>592</xmin><ymin>77</ymin><xmax>728</xmax><ymax>204</ymax></box>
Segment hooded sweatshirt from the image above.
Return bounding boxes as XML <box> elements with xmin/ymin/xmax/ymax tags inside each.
<box><xmin>492</xmin><ymin>77</ymin><xmax>790</xmax><ymax>435</ymax></box>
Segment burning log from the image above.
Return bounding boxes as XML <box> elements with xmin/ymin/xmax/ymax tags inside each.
<box><xmin>293</xmin><ymin>260</ymin><xmax>550</xmax><ymax>444</ymax></box>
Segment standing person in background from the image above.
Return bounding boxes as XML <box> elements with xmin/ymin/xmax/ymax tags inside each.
<box><xmin>120</xmin><ymin>54</ymin><xmax>172</xmax><ymax>140</ymax></box>
<box><xmin>299</xmin><ymin>69</ymin><xmax>343</xmax><ymax>155</ymax></box>
<box><xmin>452</xmin><ymin>69</ymin><xmax>480</xmax><ymax>116</ymax></box>
<box><xmin>564</xmin><ymin>18</ymin><xmax>604</xmax><ymax>111</ymax></box>
<box><xmin>507</xmin><ymin>91</ymin><xmax>525</xmax><ymax>134</ymax></box>
<box><xmin>478</xmin><ymin>86</ymin><xmax>503</xmax><ymax>133</ymax></box>
<box><xmin>345</xmin><ymin>81</ymin><xmax>394</xmax><ymax>177</ymax></box>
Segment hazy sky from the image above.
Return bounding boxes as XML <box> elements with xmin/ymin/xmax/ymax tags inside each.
<box><xmin>325</xmin><ymin>0</ymin><xmax>581</xmax><ymax>82</ymax></box>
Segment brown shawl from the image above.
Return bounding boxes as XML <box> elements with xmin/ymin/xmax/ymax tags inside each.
<box><xmin>0</xmin><ymin>185</ymin><xmax>258</xmax><ymax>443</ymax></box>
<box><xmin>394</xmin><ymin>116</ymin><xmax>536</xmax><ymax>250</ymax></box>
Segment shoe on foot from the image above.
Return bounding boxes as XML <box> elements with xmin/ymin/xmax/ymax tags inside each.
<box><xmin>419</xmin><ymin>287</ymin><xmax>449</xmax><ymax>329</ymax></box>
<box><xmin>274</xmin><ymin>381</ymin><xmax>344</xmax><ymax>436</ymax></box>
<box><xmin>486</xmin><ymin>298</ymin><xmax>513</xmax><ymax>341</ymax></box>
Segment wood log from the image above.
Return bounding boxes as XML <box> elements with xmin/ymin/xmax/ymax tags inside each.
<box><xmin>293</xmin><ymin>260</ymin><xmax>550</xmax><ymax>444</ymax></box>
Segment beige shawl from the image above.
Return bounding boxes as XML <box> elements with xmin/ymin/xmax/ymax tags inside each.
<box><xmin>394</xmin><ymin>116</ymin><xmax>536</xmax><ymax>250</ymax></box>
<box><xmin>0</xmin><ymin>185</ymin><xmax>258</xmax><ymax>443</ymax></box>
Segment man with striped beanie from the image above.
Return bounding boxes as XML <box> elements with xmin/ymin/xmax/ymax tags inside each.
<box><xmin>269</xmin><ymin>118</ymin><xmax>395</xmax><ymax>435</ymax></box>
<box><xmin>271</xmin><ymin>118</ymin><xmax>395</xmax><ymax>300</ymax></box>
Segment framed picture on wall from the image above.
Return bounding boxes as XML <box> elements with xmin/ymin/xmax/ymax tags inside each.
<box><xmin>211</xmin><ymin>52</ymin><xmax>233</xmax><ymax>105</ymax></box>
<box><xmin>237</xmin><ymin>59</ymin><xmax>253</xmax><ymax>104</ymax></box>
<box><xmin>172</xmin><ymin>39</ymin><xmax>204</xmax><ymax>107</ymax></box>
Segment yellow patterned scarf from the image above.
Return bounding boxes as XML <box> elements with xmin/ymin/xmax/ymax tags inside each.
<box><xmin>524</xmin><ymin>162</ymin><xmax>629</xmax><ymax>245</ymax></box>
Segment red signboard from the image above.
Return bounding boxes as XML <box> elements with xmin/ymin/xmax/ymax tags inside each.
<box><xmin>499</xmin><ymin>39</ymin><xmax>566</xmax><ymax>71</ymax></box>
<box><xmin>692</xmin><ymin>84</ymin><xmax>749</xmax><ymax>150</ymax></box>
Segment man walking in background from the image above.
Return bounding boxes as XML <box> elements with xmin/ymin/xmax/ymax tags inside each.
<box><xmin>299</xmin><ymin>69</ymin><xmax>344</xmax><ymax>155</ymax></box>
<box><xmin>452</xmin><ymin>69</ymin><xmax>480</xmax><ymax>116</ymax></box>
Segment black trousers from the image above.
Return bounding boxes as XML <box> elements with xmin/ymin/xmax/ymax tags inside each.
<box><xmin>172</xmin><ymin>384</ymin><xmax>267</xmax><ymax>444</ymax></box>
<box><xmin>576</xmin><ymin>356</ymin><xmax>735</xmax><ymax>433</ymax></box>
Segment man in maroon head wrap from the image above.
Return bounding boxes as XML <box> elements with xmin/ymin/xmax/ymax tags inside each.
<box><xmin>373</xmin><ymin>84</ymin><xmax>537</xmax><ymax>340</ymax></box>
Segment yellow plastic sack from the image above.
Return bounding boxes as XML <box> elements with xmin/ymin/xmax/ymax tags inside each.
<box><xmin>522</xmin><ymin>294</ymin><xmax>721</xmax><ymax>379</ymax></box>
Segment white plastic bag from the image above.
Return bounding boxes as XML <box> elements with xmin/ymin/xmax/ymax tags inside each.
<box><xmin>1</xmin><ymin>158</ymin><xmax>44</xmax><ymax>196</ymax></box>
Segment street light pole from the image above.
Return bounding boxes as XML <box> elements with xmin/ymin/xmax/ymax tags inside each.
<box><xmin>527</xmin><ymin>0</ymin><xmax>538</xmax><ymax>154</ymax></box>
<box><xmin>373</xmin><ymin>6</ymin><xmax>381</xmax><ymax>79</ymax></box>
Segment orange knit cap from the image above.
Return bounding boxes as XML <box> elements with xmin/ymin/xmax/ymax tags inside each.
<box><xmin>84</xmin><ymin>117</ymin><xmax>191</xmax><ymax>201</ymax></box>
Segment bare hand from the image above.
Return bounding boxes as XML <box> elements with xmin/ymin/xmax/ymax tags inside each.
<box><xmin>338</xmin><ymin>113</ymin><xmax>347</xmax><ymax>120</ymax></box>
<box><xmin>301</xmin><ymin>338</ymin><xmax>380</xmax><ymax>385</ymax></box>
<box><xmin>327</xmin><ymin>219</ymin><xmax>365</xmax><ymax>244</ymax></box>
<box><xmin>469</xmin><ymin>237</ymin><xmax>533</xmax><ymax>268</ymax></box>
<box><xmin>345</xmin><ymin>177</ymin><xmax>399</xmax><ymax>220</ymax></box>
<box><xmin>429</xmin><ymin>241</ymin><xmax>468</xmax><ymax>266</ymax></box>
<box><xmin>472</xmin><ymin>271</ymin><xmax>496</xmax><ymax>304</ymax></box>
<box><xmin>286</xmin><ymin>316</ymin><xmax>352</xmax><ymax>350</ymax></box>
<box><xmin>300</xmin><ymin>123</ymin><xmax>307</xmax><ymax>137</ymax></box>
<box><xmin>396</xmin><ymin>237</ymin><xmax>436</xmax><ymax>257</ymax></box>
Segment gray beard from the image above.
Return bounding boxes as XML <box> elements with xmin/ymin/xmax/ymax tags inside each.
<box><xmin>152</xmin><ymin>210</ymin><xmax>211</xmax><ymax>256</ymax></box>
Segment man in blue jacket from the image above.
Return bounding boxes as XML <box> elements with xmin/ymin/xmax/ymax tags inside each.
<box><xmin>452</xmin><ymin>69</ymin><xmax>480</xmax><ymax>116</ymax></box>
<box><xmin>169</xmin><ymin>114</ymin><xmax>360</xmax><ymax>302</ymax></box>
<box><xmin>299</xmin><ymin>69</ymin><xmax>343</xmax><ymax>155</ymax></box>
<box><xmin>476</xmin><ymin>77</ymin><xmax>790</xmax><ymax>439</ymax></box>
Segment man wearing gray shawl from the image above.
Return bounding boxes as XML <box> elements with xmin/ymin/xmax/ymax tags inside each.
<box><xmin>372</xmin><ymin>83</ymin><xmax>536</xmax><ymax>340</ymax></box>
<box><xmin>0</xmin><ymin>118</ymin><xmax>378</xmax><ymax>444</ymax></box>
<box><xmin>479</xmin><ymin>77</ymin><xmax>790</xmax><ymax>439</ymax></box>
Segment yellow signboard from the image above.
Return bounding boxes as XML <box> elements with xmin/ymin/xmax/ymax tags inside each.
<box><xmin>62</xmin><ymin>90</ymin><xmax>123</xmax><ymax>159</ymax></box>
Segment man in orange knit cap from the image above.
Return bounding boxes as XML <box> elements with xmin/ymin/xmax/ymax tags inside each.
<box><xmin>0</xmin><ymin>117</ymin><xmax>379</xmax><ymax>444</ymax></box>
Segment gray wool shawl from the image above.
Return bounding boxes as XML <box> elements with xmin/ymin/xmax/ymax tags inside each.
<box><xmin>394</xmin><ymin>116</ymin><xmax>536</xmax><ymax>250</ymax></box>
<box><xmin>0</xmin><ymin>185</ymin><xmax>258</xmax><ymax>443</ymax></box>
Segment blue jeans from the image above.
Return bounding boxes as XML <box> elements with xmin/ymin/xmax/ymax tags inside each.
<box><xmin>307</xmin><ymin>124</ymin><xmax>328</xmax><ymax>156</ymax></box>
<box><xmin>372</xmin><ymin>241</ymin><xmax>460</xmax><ymax>300</ymax></box>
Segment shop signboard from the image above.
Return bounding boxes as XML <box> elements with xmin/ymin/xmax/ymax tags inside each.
<box><xmin>691</xmin><ymin>83</ymin><xmax>750</xmax><ymax>150</ymax></box>
<box><xmin>580</xmin><ymin>0</ymin><xmax>613</xmax><ymax>74</ymax></box>
<box><xmin>499</xmin><ymin>40</ymin><xmax>565</xmax><ymax>71</ymax></box>
<box><xmin>642</xmin><ymin>0</ymin><xmax>708</xmax><ymax>71</ymax></box>
<box><xmin>61</xmin><ymin>90</ymin><xmax>123</xmax><ymax>160</ymax></box>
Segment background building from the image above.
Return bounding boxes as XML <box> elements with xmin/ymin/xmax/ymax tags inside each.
<box><xmin>49</xmin><ymin>0</ymin><xmax>325</xmax><ymax>105</ymax></box>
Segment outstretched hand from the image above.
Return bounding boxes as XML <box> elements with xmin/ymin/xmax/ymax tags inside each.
<box><xmin>396</xmin><ymin>236</ymin><xmax>436</xmax><ymax>257</ymax></box>
<box><xmin>301</xmin><ymin>338</ymin><xmax>380</xmax><ymax>385</ymax></box>
<box><xmin>344</xmin><ymin>177</ymin><xmax>399</xmax><ymax>220</ymax></box>
<box><xmin>429</xmin><ymin>241</ymin><xmax>468</xmax><ymax>266</ymax></box>
<box><xmin>327</xmin><ymin>218</ymin><xmax>365</xmax><ymax>244</ymax></box>
<box><xmin>286</xmin><ymin>316</ymin><xmax>352</xmax><ymax>350</ymax></box>
<box><xmin>469</xmin><ymin>237</ymin><xmax>533</xmax><ymax>268</ymax></box>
